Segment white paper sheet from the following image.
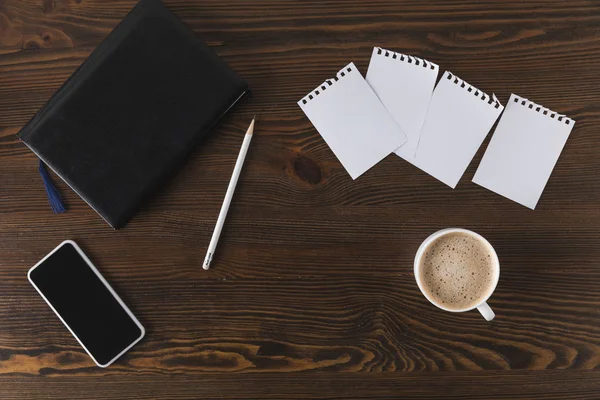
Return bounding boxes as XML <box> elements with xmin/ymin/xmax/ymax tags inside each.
<box><xmin>366</xmin><ymin>47</ymin><xmax>439</xmax><ymax>162</ymax></box>
<box><xmin>473</xmin><ymin>94</ymin><xmax>575</xmax><ymax>209</ymax></box>
<box><xmin>298</xmin><ymin>62</ymin><xmax>407</xmax><ymax>179</ymax></box>
<box><xmin>413</xmin><ymin>71</ymin><xmax>504</xmax><ymax>188</ymax></box>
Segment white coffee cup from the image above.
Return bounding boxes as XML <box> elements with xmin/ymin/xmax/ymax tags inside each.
<box><xmin>414</xmin><ymin>228</ymin><xmax>499</xmax><ymax>321</ymax></box>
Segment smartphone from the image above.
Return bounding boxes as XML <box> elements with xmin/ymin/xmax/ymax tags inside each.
<box><xmin>28</xmin><ymin>240</ymin><xmax>145</xmax><ymax>367</ymax></box>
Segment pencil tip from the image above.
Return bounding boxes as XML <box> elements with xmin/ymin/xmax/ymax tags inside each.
<box><xmin>247</xmin><ymin>117</ymin><xmax>255</xmax><ymax>135</ymax></box>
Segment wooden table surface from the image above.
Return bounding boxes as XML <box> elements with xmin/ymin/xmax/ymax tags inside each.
<box><xmin>1</xmin><ymin>0</ymin><xmax>600</xmax><ymax>399</ymax></box>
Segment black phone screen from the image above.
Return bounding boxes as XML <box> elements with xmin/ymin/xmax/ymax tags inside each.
<box><xmin>29</xmin><ymin>242</ymin><xmax>143</xmax><ymax>366</ymax></box>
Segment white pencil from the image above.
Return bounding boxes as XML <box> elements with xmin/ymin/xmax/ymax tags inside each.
<box><xmin>203</xmin><ymin>117</ymin><xmax>255</xmax><ymax>270</ymax></box>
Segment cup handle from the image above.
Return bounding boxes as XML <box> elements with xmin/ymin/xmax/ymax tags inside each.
<box><xmin>477</xmin><ymin>302</ymin><xmax>495</xmax><ymax>321</ymax></box>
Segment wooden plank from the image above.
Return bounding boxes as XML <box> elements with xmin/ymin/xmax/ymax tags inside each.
<box><xmin>1</xmin><ymin>371</ymin><xmax>600</xmax><ymax>399</ymax></box>
<box><xmin>1</xmin><ymin>273</ymin><xmax>599</xmax><ymax>373</ymax></box>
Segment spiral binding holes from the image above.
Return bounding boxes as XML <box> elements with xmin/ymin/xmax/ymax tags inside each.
<box><xmin>376</xmin><ymin>47</ymin><xmax>436</xmax><ymax>70</ymax></box>
<box><xmin>447</xmin><ymin>72</ymin><xmax>501</xmax><ymax>109</ymax></box>
<box><xmin>301</xmin><ymin>65</ymin><xmax>354</xmax><ymax>105</ymax></box>
<box><xmin>512</xmin><ymin>96</ymin><xmax>572</xmax><ymax>125</ymax></box>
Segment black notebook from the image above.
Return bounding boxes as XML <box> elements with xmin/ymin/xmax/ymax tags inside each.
<box><xmin>18</xmin><ymin>0</ymin><xmax>249</xmax><ymax>229</ymax></box>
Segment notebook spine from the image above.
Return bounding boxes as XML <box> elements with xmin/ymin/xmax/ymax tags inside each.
<box><xmin>375</xmin><ymin>47</ymin><xmax>438</xmax><ymax>71</ymax></box>
<box><xmin>300</xmin><ymin>63</ymin><xmax>356</xmax><ymax>105</ymax></box>
<box><xmin>510</xmin><ymin>94</ymin><xmax>574</xmax><ymax>125</ymax></box>
<box><xmin>445</xmin><ymin>71</ymin><xmax>503</xmax><ymax>109</ymax></box>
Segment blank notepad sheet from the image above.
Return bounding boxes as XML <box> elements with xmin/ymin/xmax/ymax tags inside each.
<box><xmin>298</xmin><ymin>62</ymin><xmax>407</xmax><ymax>179</ymax></box>
<box><xmin>413</xmin><ymin>72</ymin><xmax>504</xmax><ymax>188</ymax></box>
<box><xmin>473</xmin><ymin>94</ymin><xmax>575</xmax><ymax>209</ymax></box>
<box><xmin>366</xmin><ymin>47</ymin><xmax>439</xmax><ymax>162</ymax></box>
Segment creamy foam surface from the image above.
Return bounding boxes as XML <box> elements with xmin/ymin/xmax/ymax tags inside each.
<box><xmin>419</xmin><ymin>232</ymin><xmax>496</xmax><ymax>310</ymax></box>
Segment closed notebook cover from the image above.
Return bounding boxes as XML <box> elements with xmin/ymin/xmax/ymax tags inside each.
<box><xmin>17</xmin><ymin>0</ymin><xmax>249</xmax><ymax>228</ymax></box>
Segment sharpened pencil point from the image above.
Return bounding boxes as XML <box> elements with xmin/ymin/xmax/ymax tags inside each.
<box><xmin>247</xmin><ymin>117</ymin><xmax>255</xmax><ymax>136</ymax></box>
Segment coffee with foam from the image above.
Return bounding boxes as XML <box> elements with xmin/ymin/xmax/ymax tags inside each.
<box><xmin>418</xmin><ymin>231</ymin><xmax>496</xmax><ymax>311</ymax></box>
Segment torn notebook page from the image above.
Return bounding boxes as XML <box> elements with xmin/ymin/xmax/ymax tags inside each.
<box><xmin>298</xmin><ymin>62</ymin><xmax>407</xmax><ymax>180</ymax></box>
<box><xmin>413</xmin><ymin>71</ymin><xmax>504</xmax><ymax>188</ymax></box>
<box><xmin>473</xmin><ymin>94</ymin><xmax>575</xmax><ymax>209</ymax></box>
<box><xmin>366</xmin><ymin>47</ymin><xmax>439</xmax><ymax>162</ymax></box>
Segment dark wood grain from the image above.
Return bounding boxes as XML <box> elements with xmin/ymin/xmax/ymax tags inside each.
<box><xmin>1</xmin><ymin>0</ymin><xmax>600</xmax><ymax>398</ymax></box>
